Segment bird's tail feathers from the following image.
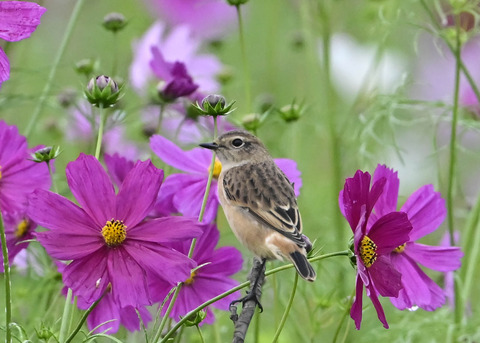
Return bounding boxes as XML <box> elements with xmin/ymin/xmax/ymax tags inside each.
<box><xmin>289</xmin><ymin>251</ymin><xmax>316</xmax><ymax>282</ymax></box>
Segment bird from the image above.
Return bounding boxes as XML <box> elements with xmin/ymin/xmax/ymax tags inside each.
<box><xmin>199</xmin><ymin>130</ymin><xmax>316</xmax><ymax>287</ymax></box>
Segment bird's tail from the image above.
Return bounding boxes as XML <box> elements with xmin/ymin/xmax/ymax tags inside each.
<box><xmin>289</xmin><ymin>251</ymin><xmax>316</xmax><ymax>282</ymax></box>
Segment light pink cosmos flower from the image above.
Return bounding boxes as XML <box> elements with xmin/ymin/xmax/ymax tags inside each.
<box><xmin>0</xmin><ymin>1</ymin><xmax>46</xmax><ymax>87</ymax></box>
<box><xmin>129</xmin><ymin>21</ymin><xmax>222</xmax><ymax>95</ymax></box>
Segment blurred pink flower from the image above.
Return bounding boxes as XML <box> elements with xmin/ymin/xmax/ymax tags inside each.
<box><xmin>0</xmin><ymin>1</ymin><xmax>46</xmax><ymax>87</ymax></box>
<box><xmin>130</xmin><ymin>22</ymin><xmax>222</xmax><ymax>95</ymax></box>
<box><xmin>141</xmin><ymin>0</ymin><xmax>236</xmax><ymax>40</ymax></box>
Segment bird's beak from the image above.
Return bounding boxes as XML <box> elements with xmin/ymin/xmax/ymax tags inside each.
<box><xmin>199</xmin><ymin>142</ymin><xmax>219</xmax><ymax>150</ymax></box>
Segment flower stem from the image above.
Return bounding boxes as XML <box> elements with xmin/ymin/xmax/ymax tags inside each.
<box><xmin>271</xmin><ymin>272</ymin><xmax>298</xmax><ymax>343</ymax></box>
<box><xmin>460</xmin><ymin>191</ymin><xmax>480</xmax><ymax>325</ymax></box>
<box><xmin>195</xmin><ymin>325</ymin><xmax>205</xmax><ymax>343</ymax></box>
<box><xmin>235</xmin><ymin>4</ymin><xmax>252</xmax><ymax>111</ymax></box>
<box><xmin>24</xmin><ymin>0</ymin><xmax>86</xmax><ymax>137</ymax></box>
<box><xmin>153</xmin><ymin>116</ymin><xmax>218</xmax><ymax>343</ymax></box>
<box><xmin>448</xmin><ymin>11</ymin><xmax>462</xmax><ymax>325</ymax></box>
<box><xmin>58</xmin><ymin>288</ymin><xmax>73</xmax><ymax>342</ymax></box>
<box><xmin>156</xmin><ymin>104</ymin><xmax>165</xmax><ymax>134</ymax></box>
<box><xmin>64</xmin><ymin>287</ymin><xmax>109</xmax><ymax>343</ymax></box>
<box><xmin>94</xmin><ymin>105</ymin><xmax>106</xmax><ymax>160</ymax></box>
<box><xmin>0</xmin><ymin>211</ymin><xmax>12</xmax><ymax>343</ymax></box>
<box><xmin>159</xmin><ymin>250</ymin><xmax>349</xmax><ymax>342</ymax></box>
<box><xmin>47</xmin><ymin>161</ymin><xmax>58</xmax><ymax>194</ymax></box>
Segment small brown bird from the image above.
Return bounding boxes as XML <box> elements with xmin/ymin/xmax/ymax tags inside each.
<box><xmin>200</xmin><ymin>130</ymin><xmax>316</xmax><ymax>282</ymax></box>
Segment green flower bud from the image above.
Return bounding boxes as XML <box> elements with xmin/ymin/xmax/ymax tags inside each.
<box><xmin>85</xmin><ymin>75</ymin><xmax>123</xmax><ymax>108</ymax></box>
<box><xmin>36</xmin><ymin>326</ymin><xmax>54</xmax><ymax>341</ymax></box>
<box><xmin>57</xmin><ymin>88</ymin><xmax>77</xmax><ymax>108</ymax></box>
<box><xmin>348</xmin><ymin>237</ymin><xmax>356</xmax><ymax>269</ymax></box>
<box><xmin>193</xmin><ymin>94</ymin><xmax>236</xmax><ymax>116</ymax></box>
<box><xmin>31</xmin><ymin>146</ymin><xmax>61</xmax><ymax>163</ymax></box>
<box><xmin>241</xmin><ymin>113</ymin><xmax>261</xmax><ymax>132</ymax></box>
<box><xmin>183</xmin><ymin>310</ymin><xmax>207</xmax><ymax>327</ymax></box>
<box><xmin>75</xmin><ymin>58</ymin><xmax>98</xmax><ymax>77</ymax></box>
<box><xmin>103</xmin><ymin>12</ymin><xmax>127</xmax><ymax>33</ymax></box>
<box><xmin>277</xmin><ymin>101</ymin><xmax>305</xmax><ymax>123</ymax></box>
<box><xmin>227</xmin><ymin>0</ymin><xmax>249</xmax><ymax>5</ymax></box>
<box><xmin>217</xmin><ymin>66</ymin><xmax>234</xmax><ymax>86</ymax></box>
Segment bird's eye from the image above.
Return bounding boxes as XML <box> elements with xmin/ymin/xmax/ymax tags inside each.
<box><xmin>232</xmin><ymin>138</ymin><xmax>244</xmax><ymax>148</ymax></box>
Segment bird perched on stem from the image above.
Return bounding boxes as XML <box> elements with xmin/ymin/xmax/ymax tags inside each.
<box><xmin>200</xmin><ymin>130</ymin><xmax>316</xmax><ymax>289</ymax></box>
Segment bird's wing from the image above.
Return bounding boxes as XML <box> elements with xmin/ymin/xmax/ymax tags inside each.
<box><xmin>222</xmin><ymin>161</ymin><xmax>305</xmax><ymax>247</ymax></box>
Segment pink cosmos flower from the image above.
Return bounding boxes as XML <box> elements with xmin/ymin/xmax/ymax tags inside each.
<box><xmin>0</xmin><ymin>1</ymin><xmax>46</xmax><ymax>87</ymax></box>
<box><xmin>76</xmin><ymin>293</ymin><xmax>152</xmax><ymax>334</ymax></box>
<box><xmin>340</xmin><ymin>169</ymin><xmax>412</xmax><ymax>329</ymax></box>
<box><xmin>150</xmin><ymin>223</ymin><xmax>243</xmax><ymax>324</ymax></box>
<box><xmin>28</xmin><ymin>154</ymin><xmax>203</xmax><ymax>310</ymax></box>
<box><xmin>150</xmin><ymin>135</ymin><xmax>303</xmax><ymax>223</ymax></box>
<box><xmin>371</xmin><ymin>165</ymin><xmax>463</xmax><ymax>311</ymax></box>
<box><xmin>129</xmin><ymin>22</ymin><xmax>222</xmax><ymax>95</ymax></box>
<box><xmin>141</xmin><ymin>0</ymin><xmax>236</xmax><ymax>41</ymax></box>
<box><xmin>0</xmin><ymin>121</ymin><xmax>51</xmax><ymax>214</ymax></box>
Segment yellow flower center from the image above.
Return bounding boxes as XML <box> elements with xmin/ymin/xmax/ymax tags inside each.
<box><xmin>15</xmin><ymin>219</ymin><xmax>29</xmax><ymax>239</ymax></box>
<box><xmin>101</xmin><ymin>219</ymin><xmax>126</xmax><ymax>247</ymax></box>
<box><xmin>208</xmin><ymin>159</ymin><xmax>222</xmax><ymax>179</ymax></box>
<box><xmin>359</xmin><ymin>235</ymin><xmax>378</xmax><ymax>268</ymax></box>
<box><xmin>0</xmin><ymin>165</ymin><xmax>2</xmax><ymax>180</ymax></box>
<box><xmin>185</xmin><ymin>270</ymin><xmax>197</xmax><ymax>285</ymax></box>
<box><xmin>394</xmin><ymin>243</ymin><xmax>406</xmax><ymax>253</ymax></box>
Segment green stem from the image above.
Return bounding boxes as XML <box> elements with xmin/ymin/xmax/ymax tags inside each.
<box><xmin>333</xmin><ymin>288</ymin><xmax>355</xmax><ymax>343</ymax></box>
<box><xmin>460</xmin><ymin>192</ymin><xmax>480</xmax><ymax>324</ymax></box>
<box><xmin>160</xmin><ymin>251</ymin><xmax>349</xmax><ymax>343</ymax></box>
<box><xmin>24</xmin><ymin>0</ymin><xmax>86</xmax><ymax>137</ymax></box>
<box><xmin>447</xmin><ymin>12</ymin><xmax>461</xmax><ymax>325</ymax></box>
<box><xmin>94</xmin><ymin>105</ymin><xmax>106</xmax><ymax>160</ymax></box>
<box><xmin>111</xmin><ymin>33</ymin><xmax>118</xmax><ymax>77</ymax></box>
<box><xmin>319</xmin><ymin>0</ymin><xmax>344</xmax><ymax>256</ymax></box>
<box><xmin>447</xmin><ymin>14</ymin><xmax>461</xmax><ymax>256</ymax></box>
<box><xmin>0</xmin><ymin>211</ymin><xmax>12</xmax><ymax>343</ymax></box>
<box><xmin>153</xmin><ymin>116</ymin><xmax>218</xmax><ymax>343</ymax></box>
<box><xmin>195</xmin><ymin>325</ymin><xmax>205</xmax><ymax>343</ymax></box>
<box><xmin>235</xmin><ymin>5</ymin><xmax>252</xmax><ymax>111</ymax></box>
<box><xmin>58</xmin><ymin>288</ymin><xmax>73</xmax><ymax>342</ymax></box>
<box><xmin>64</xmin><ymin>287</ymin><xmax>108</xmax><ymax>343</ymax></box>
<box><xmin>156</xmin><ymin>104</ymin><xmax>165</xmax><ymax>134</ymax></box>
<box><xmin>271</xmin><ymin>272</ymin><xmax>298</xmax><ymax>343</ymax></box>
<box><xmin>47</xmin><ymin>161</ymin><xmax>58</xmax><ymax>194</ymax></box>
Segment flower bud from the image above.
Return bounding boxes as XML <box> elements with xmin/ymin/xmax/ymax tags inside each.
<box><xmin>277</xmin><ymin>101</ymin><xmax>304</xmax><ymax>123</ymax></box>
<box><xmin>31</xmin><ymin>146</ymin><xmax>61</xmax><ymax>163</ymax></box>
<box><xmin>194</xmin><ymin>94</ymin><xmax>235</xmax><ymax>116</ymax></box>
<box><xmin>85</xmin><ymin>75</ymin><xmax>123</xmax><ymax>107</ymax></box>
<box><xmin>102</xmin><ymin>12</ymin><xmax>127</xmax><ymax>33</ymax></box>
<box><xmin>227</xmin><ymin>0</ymin><xmax>249</xmax><ymax>5</ymax></box>
<box><xmin>57</xmin><ymin>88</ymin><xmax>77</xmax><ymax>108</ymax></box>
<box><xmin>36</xmin><ymin>326</ymin><xmax>54</xmax><ymax>341</ymax></box>
<box><xmin>183</xmin><ymin>309</ymin><xmax>207</xmax><ymax>327</ymax></box>
<box><xmin>75</xmin><ymin>58</ymin><xmax>98</xmax><ymax>77</ymax></box>
<box><xmin>241</xmin><ymin>113</ymin><xmax>261</xmax><ymax>132</ymax></box>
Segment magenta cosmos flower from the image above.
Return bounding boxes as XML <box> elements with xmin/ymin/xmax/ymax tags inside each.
<box><xmin>150</xmin><ymin>134</ymin><xmax>303</xmax><ymax>222</ymax></box>
<box><xmin>141</xmin><ymin>0</ymin><xmax>236</xmax><ymax>41</ymax></box>
<box><xmin>150</xmin><ymin>223</ymin><xmax>243</xmax><ymax>324</ymax></box>
<box><xmin>130</xmin><ymin>22</ymin><xmax>222</xmax><ymax>95</ymax></box>
<box><xmin>0</xmin><ymin>1</ymin><xmax>46</xmax><ymax>87</ymax></box>
<box><xmin>340</xmin><ymin>169</ymin><xmax>412</xmax><ymax>329</ymax></box>
<box><xmin>76</xmin><ymin>292</ymin><xmax>152</xmax><ymax>334</ymax></box>
<box><xmin>28</xmin><ymin>154</ymin><xmax>203</xmax><ymax>309</ymax></box>
<box><xmin>370</xmin><ymin>165</ymin><xmax>463</xmax><ymax>311</ymax></box>
<box><xmin>0</xmin><ymin>121</ymin><xmax>51</xmax><ymax>214</ymax></box>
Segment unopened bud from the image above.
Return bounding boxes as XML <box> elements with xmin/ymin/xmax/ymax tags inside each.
<box><xmin>103</xmin><ymin>12</ymin><xmax>127</xmax><ymax>33</ymax></box>
<box><xmin>85</xmin><ymin>75</ymin><xmax>123</xmax><ymax>107</ymax></box>
<box><xmin>194</xmin><ymin>94</ymin><xmax>235</xmax><ymax>116</ymax></box>
<box><xmin>31</xmin><ymin>146</ymin><xmax>61</xmax><ymax>163</ymax></box>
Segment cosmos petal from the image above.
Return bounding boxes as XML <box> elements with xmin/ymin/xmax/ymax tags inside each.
<box><xmin>372</xmin><ymin>164</ymin><xmax>399</xmax><ymax>216</ymax></box>
<box><xmin>405</xmin><ymin>243</ymin><xmax>463</xmax><ymax>272</ymax></box>
<box><xmin>0</xmin><ymin>1</ymin><xmax>46</xmax><ymax>42</ymax></box>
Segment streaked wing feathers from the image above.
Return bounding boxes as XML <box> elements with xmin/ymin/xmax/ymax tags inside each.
<box><xmin>222</xmin><ymin>161</ymin><xmax>305</xmax><ymax>247</ymax></box>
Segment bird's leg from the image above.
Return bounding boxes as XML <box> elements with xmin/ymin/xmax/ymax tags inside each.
<box><xmin>230</xmin><ymin>258</ymin><xmax>266</xmax><ymax>313</ymax></box>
